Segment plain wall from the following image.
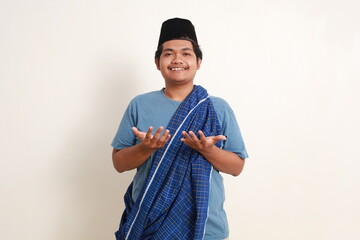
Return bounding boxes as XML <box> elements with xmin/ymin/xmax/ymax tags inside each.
<box><xmin>1</xmin><ymin>0</ymin><xmax>359</xmax><ymax>239</ymax></box>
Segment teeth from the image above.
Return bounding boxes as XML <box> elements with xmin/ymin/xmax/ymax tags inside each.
<box><xmin>170</xmin><ymin>68</ymin><xmax>185</xmax><ymax>71</ymax></box>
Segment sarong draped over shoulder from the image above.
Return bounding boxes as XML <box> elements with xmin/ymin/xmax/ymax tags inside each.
<box><xmin>116</xmin><ymin>85</ymin><xmax>223</xmax><ymax>240</ymax></box>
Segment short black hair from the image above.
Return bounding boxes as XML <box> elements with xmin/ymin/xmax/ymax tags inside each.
<box><xmin>155</xmin><ymin>37</ymin><xmax>203</xmax><ymax>60</ymax></box>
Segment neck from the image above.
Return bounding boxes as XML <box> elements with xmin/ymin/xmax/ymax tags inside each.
<box><xmin>163</xmin><ymin>84</ymin><xmax>194</xmax><ymax>101</ymax></box>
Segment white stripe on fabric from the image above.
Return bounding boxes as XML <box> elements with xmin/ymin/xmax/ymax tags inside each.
<box><xmin>125</xmin><ymin>95</ymin><xmax>210</xmax><ymax>240</ymax></box>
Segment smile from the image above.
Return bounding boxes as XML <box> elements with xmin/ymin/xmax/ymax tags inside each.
<box><xmin>169</xmin><ymin>67</ymin><xmax>187</xmax><ymax>71</ymax></box>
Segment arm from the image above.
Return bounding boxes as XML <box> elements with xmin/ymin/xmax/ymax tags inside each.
<box><xmin>181</xmin><ymin>130</ymin><xmax>245</xmax><ymax>176</ymax></box>
<box><xmin>112</xmin><ymin>126</ymin><xmax>171</xmax><ymax>173</ymax></box>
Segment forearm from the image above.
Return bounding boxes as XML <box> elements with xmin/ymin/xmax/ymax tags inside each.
<box><xmin>199</xmin><ymin>146</ymin><xmax>245</xmax><ymax>176</ymax></box>
<box><xmin>112</xmin><ymin>143</ymin><xmax>155</xmax><ymax>173</ymax></box>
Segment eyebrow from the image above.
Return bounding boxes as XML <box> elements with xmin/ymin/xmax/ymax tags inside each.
<box><xmin>163</xmin><ymin>47</ymin><xmax>194</xmax><ymax>52</ymax></box>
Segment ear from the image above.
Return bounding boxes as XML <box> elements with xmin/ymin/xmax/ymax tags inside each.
<box><xmin>196</xmin><ymin>58</ymin><xmax>202</xmax><ymax>70</ymax></box>
<box><xmin>155</xmin><ymin>58</ymin><xmax>160</xmax><ymax>70</ymax></box>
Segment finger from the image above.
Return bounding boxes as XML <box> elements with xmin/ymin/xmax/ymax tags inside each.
<box><xmin>215</xmin><ymin>135</ymin><xmax>227</xmax><ymax>141</ymax></box>
<box><xmin>152</xmin><ymin>126</ymin><xmax>164</xmax><ymax>141</ymax></box>
<box><xmin>144</xmin><ymin>127</ymin><xmax>153</xmax><ymax>142</ymax></box>
<box><xmin>182</xmin><ymin>131</ymin><xmax>191</xmax><ymax>140</ymax></box>
<box><xmin>132</xmin><ymin>127</ymin><xmax>139</xmax><ymax>135</ymax></box>
<box><xmin>159</xmin><ymin>129</ymin><xmax>170</xmax><ymax>143</ymax></box>
<box><xmin>180</xmin><ymin>137</ymin><xmax>191</xmax><ymax>146</ymax></box>
<box><xmin>164</xmin><ymin>132</ymin><xmax>171</xmax><ymax>142</ymax></box>
<box><xmin>132</xmin><ymin>127</ymin><xmax>142</xmax><ymax>138</ymax></box>
<box><xmin>189</xmin><ymin>131</ymin><xmax>200</xmax><ymax>141</ymax></box>
<box><xmin>198</xmin><ymin>130</ymin><xmax>207</xmax><ymax>141</ymax></box>
<box><xmin>210</xmin><ymin>135</ymin><xmax>227</xmax><ymax>144</ymax></box>
<box><xmin>181</xmin><ymin>131</ymin><xmax>192</xmax><ymax>145</ymax></box>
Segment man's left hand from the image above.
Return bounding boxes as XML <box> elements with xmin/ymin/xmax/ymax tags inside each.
<box><xmin>181</xmin><ymin>130</ymin><xmax>226</xmax><ymax>152</ymax></box>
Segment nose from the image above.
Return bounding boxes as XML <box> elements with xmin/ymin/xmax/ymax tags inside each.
<box><xmin>171</xmin><ymin>54</ymin><xmax>183</xmax><ymax>64</ymax></box>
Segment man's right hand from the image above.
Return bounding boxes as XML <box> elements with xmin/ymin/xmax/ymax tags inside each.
<box><xmin>112</xmin><ymin>127</ymin><xmax>171</xmax><ymax>173</ymax></box>
<box><xmin>132</xmin><ymin>126</ymin><xmax>171</xmax><ymax>150</ymax></box>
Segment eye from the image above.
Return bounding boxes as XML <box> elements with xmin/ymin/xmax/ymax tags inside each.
<box><xmin>163</xmin><ymin>52</ymin><xmax>172</xmax><ymax>56</ymax></box>
<box><xmin>183</xmin><ymin>52</ymin><xmax>191</xmax><ymax>56</ymax></box>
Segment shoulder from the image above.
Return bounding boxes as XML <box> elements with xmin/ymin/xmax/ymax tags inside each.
<box><xmin>209</xmin><ymin>96</ymin><xmax>229</xmax><ymax>105</ymax></box>
<box><xmin>131</xmin><ymin>90</ymin><xmax>163</xmax><ymax>103</ymax></box>
<box><xmin>209</xmin><ymin>96</ymin><xmax>233</xmax><ymax>113</ymax></box>
<box><xmin>209</xmin><ymin>96</ymin><xmax>238</xmax><ymax>128</ymax></box>
<box><xmin>127</xmin><ymin>90</ymin><xmax>165</xmax><ymax>108</ymax></box>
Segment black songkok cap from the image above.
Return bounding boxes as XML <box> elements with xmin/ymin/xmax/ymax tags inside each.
<box><xmin>157</xmin><ymin>18</ymin><xmax>198</xmax><ymax>47</ymax></box>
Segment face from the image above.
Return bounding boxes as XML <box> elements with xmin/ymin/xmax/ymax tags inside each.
<box><xmin>155</xmin><ymin>40</ymin><xmax>202</xmax><ymax>87</ymax></box>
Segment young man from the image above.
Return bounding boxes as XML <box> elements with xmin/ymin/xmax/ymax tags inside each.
<box><xmin>112</xmin><ymin>18</ymin><xmax>248</xmax><ymax>240</ymax></box>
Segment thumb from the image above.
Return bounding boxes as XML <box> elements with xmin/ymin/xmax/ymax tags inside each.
<box><xmin>132</xmin><ymin>127</ymin><xmax>138</xmax><ymax>134</ymax></box>
<box><xmin>214</xmin><ymin>135</ymin><xmax>227</xmax><ymax>141</ymax></box>
<box><xmin>132</xmin><ymin>127</ymin><xmax>143</xmax><ymax>138</ymax></box>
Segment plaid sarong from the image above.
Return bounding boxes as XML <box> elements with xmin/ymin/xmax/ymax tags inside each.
<box><xmin>116</xmin><ymin>85</ymin><xmax>223</xmax><ymax>240</ymax></box>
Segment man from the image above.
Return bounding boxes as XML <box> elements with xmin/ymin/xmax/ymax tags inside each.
<box><xmin>112</xmin><ymin>18</ymin><xmax>248</xmax><ymax>240</ymax></box>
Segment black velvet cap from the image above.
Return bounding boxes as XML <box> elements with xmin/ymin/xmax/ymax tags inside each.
<box><xmin>157</xmin><ymin>18</ymin><xmax>198</xmax><ymax>47</ymax></box>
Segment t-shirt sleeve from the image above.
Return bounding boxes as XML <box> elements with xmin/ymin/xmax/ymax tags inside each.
<box><xmin>213</xmin><ymin>98</ymin><xmax>249</xmax><ymax>159</ymax></box>
<box><xmin>111</xmin><ymin>99</ymin><xmax>138</xmax><ymax>150</ymax></box>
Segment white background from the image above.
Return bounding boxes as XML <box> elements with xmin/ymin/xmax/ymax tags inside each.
<box><xmin>1</xmin><ymin>0</ymin><xmax>359</xmax><ymax>239</ymax></box>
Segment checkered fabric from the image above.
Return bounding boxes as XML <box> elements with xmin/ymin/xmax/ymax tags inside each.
<box><xmin>116</xmin><ymin>85</ymin><xmax>223</xmax><ymax>240</ymax></box>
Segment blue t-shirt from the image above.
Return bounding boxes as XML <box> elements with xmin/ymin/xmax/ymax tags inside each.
<box><xmin>112</xmin><ymin>89</ymin><xmax>248</xmax><ymax>240</ymax></box>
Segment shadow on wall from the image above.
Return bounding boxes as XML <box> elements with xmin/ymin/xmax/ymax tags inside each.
<box><xmin>53</xmin><ymin>59</ymin><xmax>138</xmax><ymax>240</ymax></box>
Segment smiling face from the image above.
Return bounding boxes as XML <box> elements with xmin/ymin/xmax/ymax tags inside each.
<box><xmin>155</xmin><ymin>40</ymin><xmax>202</xmax><ymax>87</ymax></box>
